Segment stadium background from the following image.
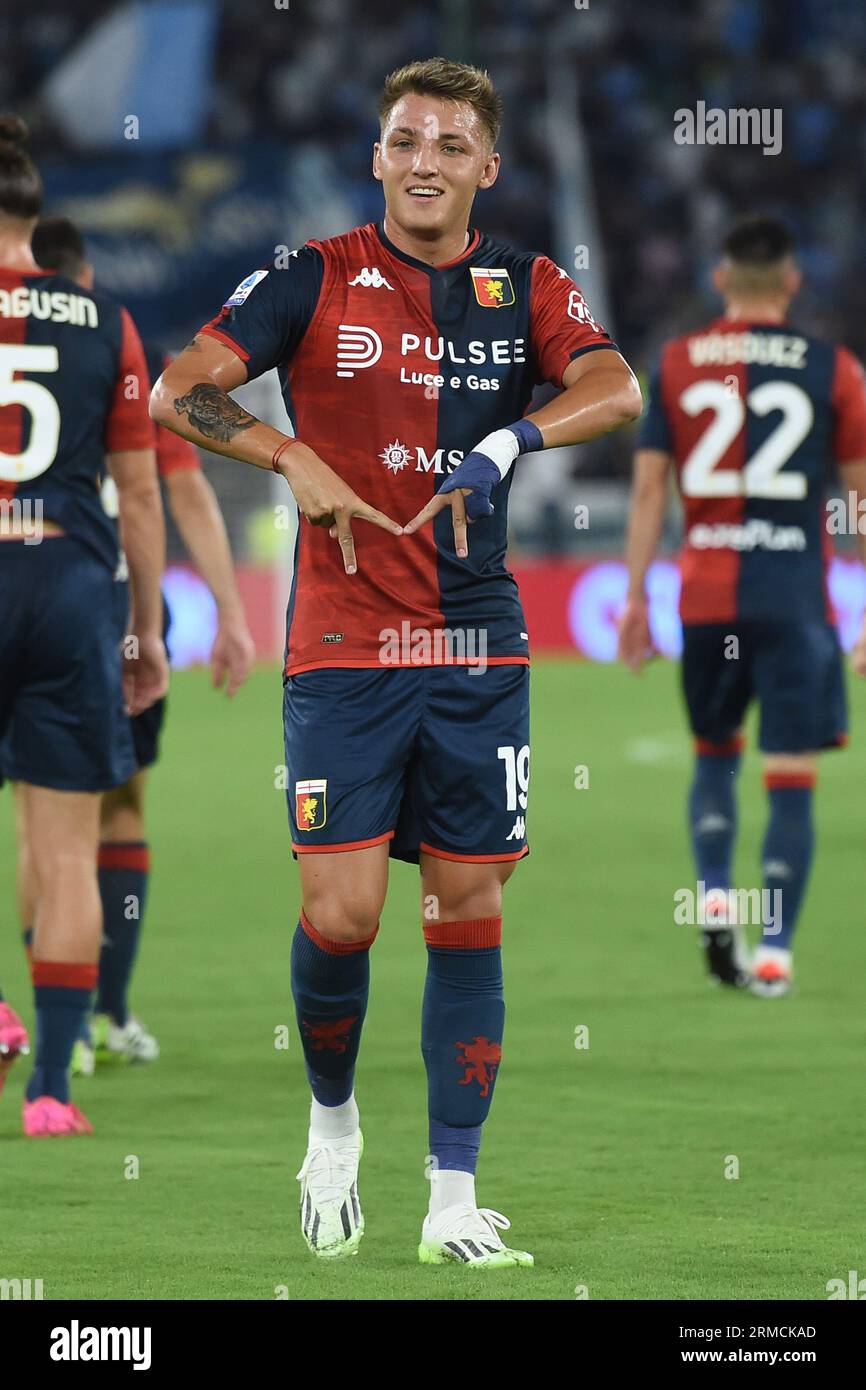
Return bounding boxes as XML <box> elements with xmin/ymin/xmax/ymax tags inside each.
<box><xmin>6</xmin><ymin>0</ymin><xmax>866</xmax><ymax>663</ymax></box>
<box><xmin>3</xmin><ymin>0</ymin><xmax>866</xmax><ymax>1304</ymax></box>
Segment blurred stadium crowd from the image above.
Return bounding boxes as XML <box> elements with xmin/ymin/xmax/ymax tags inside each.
<box><xmin>3</xmin><ymin>0</ymin><xmax>865</xmax><ymax>540</ymax></box>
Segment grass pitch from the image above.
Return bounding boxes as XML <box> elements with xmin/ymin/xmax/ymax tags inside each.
<box><xmin>2</xmin><ymin>659</ymin><xmax>865</xmax><ymax>1301</ymax></box>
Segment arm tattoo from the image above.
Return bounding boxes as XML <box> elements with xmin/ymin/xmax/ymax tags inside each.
<box><xmin>173</xmin><ymin>382</ymin><xmax>257</xmax><ymax>443</ymax></box>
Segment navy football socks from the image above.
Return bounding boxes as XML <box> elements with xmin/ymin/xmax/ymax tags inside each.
<box><xmin>27</xmin><ymin>962</ymin><xmax>97</xmax><ymax>1103</ymax></box>
<box><xmin>292</xmin><ymin>909</ymin><xmax>374</xmax><ymax>1108</ymax></box>
<box><xmin>422</xmin><ymin>917</ymin><xmax>504</xmax><ymax>1176</ymax></box>
<box><xmin>688</xmin><ymin>740</ymin><xmax>742</xmax><ymax>892</ymax></box>
<box><xmin>761</xmin><ymin>773</ymin><xmax>815</xmax><ymax>950</ymax></box>
<box><xmin>96</xmin><ymin>842</ymin><xmax>150</xmax><ymax>1027</ymax></box>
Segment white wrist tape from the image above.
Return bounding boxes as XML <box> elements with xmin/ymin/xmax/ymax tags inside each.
<box><xmin>475</xmin><ymin>428</ymin><xmax>522</xmax><ymax>481</ymax></box>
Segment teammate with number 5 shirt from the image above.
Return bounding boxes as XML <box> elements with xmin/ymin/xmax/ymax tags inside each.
<box><xmin>153</xmin><ymin>59</ymin><xmax>642</xmax><ymax>1266</ymax></box>
<box><xmin>0</xmin><ymin>116</ymin><xmax>168</xmax><ymax>1136</ymax></box>
<box><xmin>620</xmin><ymin>217</ymin><xmax>866</xmax><ymax>998</ymax></box>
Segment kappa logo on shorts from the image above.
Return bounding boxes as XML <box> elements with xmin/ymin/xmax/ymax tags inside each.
<box><xmin>295</xmin><ymin>778</ymin><xmax>327</xmax><ymax>831</ymax></box>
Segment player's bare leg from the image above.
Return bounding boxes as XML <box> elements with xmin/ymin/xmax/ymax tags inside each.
<box><xmin>1</xmin><ymin>787</ymin><xmax>34</xmax><ymax>1100</ymax></box>
<box><xmin>750</xmin><ymin>752</ymin><xmax>817</xmax><ymax>998</ymax></box>
<box><xmin>87</xmin><ymin>770</ymin><xmax>159</xmax><ymax>1067</ymax></box>
<box><xmin>417</xmin><ymin>854</ymin><xmax>533</xmax><ymax>1268</ymax></box>
<box><xmin>0</xmin><ymin>810</ymin><xmax>28</xmax><ymax>1095</ymax></box>
<box><xmin>19</xmin><ymin>784</ymin><xmax>99</xmax><ymax>1136</ymax></box>
<box><xmin>292</xmin><ymin>843</ymin><xmax>388</xmax><ymax>1257</ymax></box>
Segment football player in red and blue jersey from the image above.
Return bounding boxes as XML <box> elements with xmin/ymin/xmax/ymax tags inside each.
<box><xmin>153</xmin><ymin>59</ymin><xmax>641</xmax><ymax>1266</ymax></box>
<box><xmin>0</xmin><ymin>118</ymin><xmax>168</xmax><ymax>1136</ymax></box>
<box><xmin>9</xmin><ymin>216</ymin><xmax>254</xmax><ymax>1075</ymax></box>
<box><xmin>620</xmin><ymin>217</ymin><xmax>866</xmax><ymax>999</ymax></box>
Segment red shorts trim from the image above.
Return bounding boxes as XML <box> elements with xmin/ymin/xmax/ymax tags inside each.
<box><xmin>423</xmin><ymin>916</ymin><xmax>502</xmax><ymax>948</ymax></box>
<box><xmin>199</xmin><ymin>326</ymin><xmax>251</xmax><ymax>362</ymax></box>
<box><xmin>31</xmin><ymin>960</ymin><xmax>98</xmax><ymax>990</ymax></box>
<box><xmin>299</xmin><ymin>907</ymin><xmax>378</xmax><ymax>954</ymax></box>
<box><xmin>419</xmin><ymin>842</ymin><xmax>529</xmax><ymax>864</ymax></box>
<box><xmin>285</xmin><ymin>656</ymin><xmax>530</xmax><ymax>677</ymax></box>
<box><xmin>292</xmin><ymin>830</ymin><xmax>394</xmax><ymax>854</ymax></box>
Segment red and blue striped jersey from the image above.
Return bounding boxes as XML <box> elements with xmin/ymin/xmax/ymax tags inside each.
<box><xmin>640</xmin><ymin>317</ymin><xmax>866</xmax><ymax>624</ymax></box>
<box><xmin>0</xmin><ymin>267</ymin><xmax>154</xmax><ymax>569</ymax></box>
<box><xmin>201</xmin><ymin>221</ymin><xmax>613</xmax><ymax>674</ymax></box>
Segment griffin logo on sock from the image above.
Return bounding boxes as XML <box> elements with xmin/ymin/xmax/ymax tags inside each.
<box><xmin>469</xmin><ymin>267</ymin><xmax>515</xmax><ymax>308</ymax></box>
<box><xmin>302</xmin><ymin>1016</ymin><xmax>358</xmax><ymax>1053</ymax></box>
<box><xmin>455</xmin><ymin>1036</ymin><xmax>502</xmax><ymax>1097</ymax></box>
<box><xmin>295</xmin><ymin>778</ymin><xmax>327</xmax><ymax>830</ymax></box>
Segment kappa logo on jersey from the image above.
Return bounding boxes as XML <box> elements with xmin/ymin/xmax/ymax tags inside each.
<box><xmin>336</xmin><ymin>324</ymin><xmax>383</xmax><ymax>377</ymax></box>
<box><xmin>506</xmin><ymin>816</ymin><xmax>526</xmax><ymax>841</ymax></box>
<box><xmin>225</xmin><ymin>269</ymin><xmax>269</xmax><ymax>307</ymax></box>
<box><xmin>469</xmin><ymin>267</ymin><xmax>516</xmax><ymax>308</ymax></box>
<box><xmin>455</xmin><ymin>1036</ymin><xmax>502</xmax><ymax>1097</ymax></box>
<box><xmin>348</xmin><ymin>267</ymin><xmax>395</xmax><ymax>290</ymax></box>
<box><xmin>295</xmin><ymin>778</ymin><xmax>327</xmax><ymax>831</ymax></box>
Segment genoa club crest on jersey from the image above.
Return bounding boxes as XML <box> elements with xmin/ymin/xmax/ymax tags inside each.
<box><xmin>469</xmin><ymin>266</ymin><xmax>515</xmax><ymax>308</ymax></box>
<box><xmin>295</xmin><ymin>778</ymin><xmax>327</xmax><ymax>831</ymax></box>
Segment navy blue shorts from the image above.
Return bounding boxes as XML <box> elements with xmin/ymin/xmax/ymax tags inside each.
<box><xmin>283</xmin><ymin>664</ymin><xmax>530</xmax><ymax>864</ymax></box>
<box><xmin>681</xmin><ymin>620</ymin><xmax>847</xmax><ymax>753</ymax></box>
<box><xmin>0</xmin><ymin>539</ymin><xmax>136</xmax><ymax>792</ymax></box>
<box><xmin>112</xmin><ymin>582</ymin><xmax>170</xmax><ymax>772</ymax></box>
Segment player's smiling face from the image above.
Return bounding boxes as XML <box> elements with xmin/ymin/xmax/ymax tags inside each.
<box><xmin>373</xmin><ymin>94</ymin><xmax>500</xmax><ymax>244</ymax></box>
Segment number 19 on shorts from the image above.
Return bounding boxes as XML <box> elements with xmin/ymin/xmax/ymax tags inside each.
<box><xmin>498</xmin><ymin>744</ymin><xmax>530</xmax><ymax>811</ymax></box>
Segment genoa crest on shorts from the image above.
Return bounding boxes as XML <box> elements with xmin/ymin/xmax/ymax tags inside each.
<box><xmin>295</xmin><ymin>778</ymin><xmax>327</xmax><ymax>831</ymax></box>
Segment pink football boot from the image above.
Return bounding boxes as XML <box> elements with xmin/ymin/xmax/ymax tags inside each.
<box><xmin>23</xmin><ymin>1096</ymin><xmax>93</xmax><ymax>1137</ymax></box>
<box><xmin>0</xmin><ymin>1002</ymin><xmax>29</xmax><ymax>1098</ymax></box>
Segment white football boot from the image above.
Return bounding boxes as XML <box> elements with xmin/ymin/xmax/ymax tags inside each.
<box><xmin>71</xmin><ymin>1037</ymin><xmax>96</xmax><ymax>1077</ymax></box>
<box><xmin>419</xmin><ymin>1204</ymin><xmax>534</xmax><ymax>1268</ymax></box>
<box><xmin>749</xmin><ymin>945</ymin><xmax>793</xmax><ymax>998</ymax></box>
<box><xmin>93</xmin><ymin>1013</ymin><xmax>160</xmax><ymax>1063</ymax></box>
<box><xmin>296</xmin><ymin>1131</ymin><xmax>364</xmax><ymax>1258</ymax></box>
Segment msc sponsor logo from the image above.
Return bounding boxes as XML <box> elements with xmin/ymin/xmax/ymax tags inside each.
<box><xmin>348</xmin><ymin>267</ymin><xmax>394</xmax><ymax>290</ymax></box>
<box><xmin>379</xmin><ymin>440</ymin><xmax>412</xmax><ymax>474</ymax></box>
<box><xmin>337</xmin><ymin>324</ymin><xmax>383</xmax><ymax>377</ymax></box>
<box><xmin>378</xmin><ymin>440</ymin><xmax>464</xmax><ymax>476</ymax></box>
